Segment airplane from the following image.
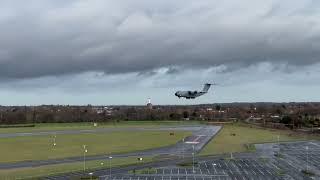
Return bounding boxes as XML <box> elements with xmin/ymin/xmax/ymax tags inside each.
<box><xmin>175</xmin><ymin>83</ymin><xmax>214</xmax><ymax>99</ymax></box>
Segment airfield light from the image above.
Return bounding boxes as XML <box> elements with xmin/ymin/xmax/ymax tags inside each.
<box><xmin>89</xmin><ymin>172</ymin><xmax>93</xmax><ymax>180</ymax></box>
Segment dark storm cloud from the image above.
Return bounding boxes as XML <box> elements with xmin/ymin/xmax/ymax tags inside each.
<box><xmin>0</xmin><ymin>0</ymin><xmax>320</xmax><ymax>79</ymax></box>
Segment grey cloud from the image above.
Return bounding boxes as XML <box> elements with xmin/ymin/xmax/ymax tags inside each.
<box><xmin>0</xmin><ymin>0</ymin><xmax>320</xmax><ymax>80</ymax></box>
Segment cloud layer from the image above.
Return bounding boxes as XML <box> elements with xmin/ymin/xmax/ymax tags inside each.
<box><xmin>0</xmin><ymin>0</ymin><xmax>320</xmax><ymax>79</ymax></box>
<box><xmin>0</xmin><ymin>0</ymin><xmax>319</xmax><ymax>104</ymax></box>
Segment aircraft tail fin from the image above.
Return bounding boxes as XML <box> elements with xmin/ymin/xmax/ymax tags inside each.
<box><xmin>202</xmin><ymin>83</ymin><xmax>212</xmax><ymax>92</ymax></box>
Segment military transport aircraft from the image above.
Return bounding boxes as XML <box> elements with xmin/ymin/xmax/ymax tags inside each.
<box><xmin>175</xmin><ymin>83</ymin><xmax>214</xmax><ymax>99</ymax></box>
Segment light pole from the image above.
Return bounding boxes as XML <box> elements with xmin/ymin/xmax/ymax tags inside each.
<box><xmin>182</xmin><ymin>137</ymin><xmax>185</xmax><ymax>159</ymax></box>
<box><xmin>277</xmin><ymin>135</ymin><xmax>280</xmax><ymax>152</ymax></box>
<box><xmin>83</xmin><ymin>145</ymin><xmax>87</xmax><ymax>172</ymax></box>
<box><xmin>192</xmin><ymin>145</ymin><xmax>195</xmax><ymax>173</ymax></box>
<box><xmin>89</xmin><ymin>172</ymin><xmax>93</xmax><ymax>180</ymax></box>
<box><xmin>109</xmin><ymin>156</ymin><xmax>113</xmax><ymax>178</ymax></box>
<box><xmin>53</xmin><ymin>133</ymin><xmax>57</xmax><ymax>147</ymax></box>
<box><xmin>306</xmin><ymin>146</ymin><xmax>309</xmax><ymax>172</ymax></box>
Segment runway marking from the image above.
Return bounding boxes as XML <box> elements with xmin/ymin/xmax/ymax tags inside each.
<box><xmin>20</xmin><ymin>133</ymin><xmax>33</xmax><ymax>135</ymax></box>
<box><xmin>185</xmin><ymin>135</ymin><xmax>204</xmax><ymax>144</ymax></box>
<box><xmin>185</xmin><ymin>142</ymin><xmax>199</xmax><ymax>144</ymax></box>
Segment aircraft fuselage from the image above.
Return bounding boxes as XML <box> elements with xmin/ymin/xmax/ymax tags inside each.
<box><xmin>175</xmin><ymin>83</ymin><xmax>212</xmax><ymax>99</ymax></box>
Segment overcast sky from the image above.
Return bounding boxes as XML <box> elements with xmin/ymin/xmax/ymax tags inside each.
<box><xmin>0</xmin><ymin>0</ymin><xmax>320</xmax><ymax>105</ymax></box>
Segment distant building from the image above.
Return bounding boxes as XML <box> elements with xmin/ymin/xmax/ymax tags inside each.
<box><xmin>146</xmin><ymin>98</ymin><xmax>153</xmax><ymax>110</ymax></box>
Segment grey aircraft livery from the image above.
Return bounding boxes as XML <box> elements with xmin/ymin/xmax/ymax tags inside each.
<box><xmin>175</xmin><ymin>83</ymin><xmax>213</xmax><ymax>99</ymax></box>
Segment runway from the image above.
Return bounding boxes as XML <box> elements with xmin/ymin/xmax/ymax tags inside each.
<box><xmin>0</xmin><ymin>126</ymin><xmax>204</xmax><ymax>138</ymax></box>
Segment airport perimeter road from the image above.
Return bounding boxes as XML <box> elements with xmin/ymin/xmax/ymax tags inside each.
<box><xmin>0</xmin><ymin>126</ymin><xmax>221</xmax><ymax>170</ymax></box>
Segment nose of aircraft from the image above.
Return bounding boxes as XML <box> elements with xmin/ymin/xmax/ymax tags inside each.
<box><xmin>175</xmin><ymin>92</ymin><xmax>179</xmax><ymax>96</ymax></box>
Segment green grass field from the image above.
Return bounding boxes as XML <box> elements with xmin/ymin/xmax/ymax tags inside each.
<box><xmin>0</xmin><ymin>130</ymin><xmax>191</xmax><ymax>163</ymax></box>
<box><xmin>0</xmin><ymin>156</ymin><xmax>155</xmax><ymax>180</ymax></box>
<box><xmin>200</xmin><ymin>123</ymin><xmax>317</xmax><ymax>155</ymax></box>
<box><xmin>0</xmin><ymin>121</ymin><xmax>202</xmax><ymax>134</ymax></box>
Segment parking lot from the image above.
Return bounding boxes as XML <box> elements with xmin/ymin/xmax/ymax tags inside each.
<box><xmin>101</xmin><ymin>158</ymin><xmax>282</xmax><ymax>180</ymax></box>
<box><xmin>99</xmin><ymin>141</ymin><xmax>320</xmax><ymax>180</ymax></box>
<box><xmin>280</xmin><ymin>141</ymin><xmax>320</xmax><ymax>169</ymax></box>
<box><xmin>45</xmin><ymin>140</ymin><xmax>320</xmax><ymax>180</ymax></box>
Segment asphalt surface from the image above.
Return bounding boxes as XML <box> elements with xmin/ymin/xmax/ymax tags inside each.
<box><xmin>0</xmin><ymin>126</ymin><xmax>221</xmax><ymax>170</ymax></box>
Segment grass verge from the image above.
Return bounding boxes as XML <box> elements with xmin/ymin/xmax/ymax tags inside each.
<box><xmin>200</xmin><ymin>123</ymin><xmax>318</xmax><ymax>155</ymax></box>
<box><xmin>0</xmin><ymin>156</ymin><xmax>154</xmax><ymax>180</ymax></box>
<box><xmin>0</xmin><ymin>130</ymin><xmax>191</xmax><ymax>163</ymax></box>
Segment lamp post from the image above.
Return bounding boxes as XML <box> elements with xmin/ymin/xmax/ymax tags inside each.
<box><xmin>306</xmin><ymin>146</ymin><xmax>309</xmax><ymax>173</ymax></box>
<box><xmin>53</xmin><ymin>133</ymin><xmax>57</xmax><ymax>147</ymax></box>
<box><xmin>277</xmin><ymin>135</ymin><xmax>280</xmax><ymax>153</ymax></box>
<box><xmin>192</xmin><ymin>145</ymin><xmax>195</xmax><ymax>173</ymax></box>
<box><xmin>109</xmin><ymin>156</ymin><xmax>113</xmax><ymax>178</ymax></box>
<box><xmin>83</xmin><ymin>145</ymin><xmax>87</xmax><ymax>172</ymax></box>
<box><xmin>182</xmin><ymin>137</ymin><xmax>185</xmax><ymax>159</ymax></box>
